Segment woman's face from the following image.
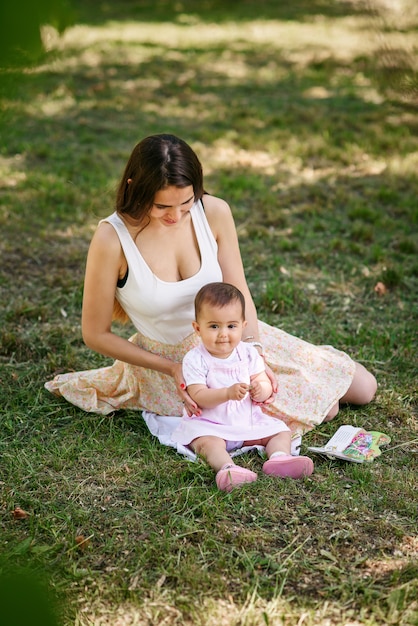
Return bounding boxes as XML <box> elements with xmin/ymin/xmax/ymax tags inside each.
<box><xmin>149</xmin><ymin>185</ymin><xmax>195</xmax><ymax>226</ymax></box>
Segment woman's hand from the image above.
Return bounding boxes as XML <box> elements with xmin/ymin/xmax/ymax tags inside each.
<box><xmin>171</xmin><ymin>362</ymin><xmax>201</xmax><ymax>417</ymax></box>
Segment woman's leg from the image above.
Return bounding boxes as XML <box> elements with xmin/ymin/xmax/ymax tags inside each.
<box><xmin>325</xmin><ymin>362</ymin><xmax>377</xmax><ymax>422</ymax></box>
<box><xmin>324</xmin><ymin>402</ymin><xmax>340</xmax><ymax>422</ymax></box>
<box><xmin>340</xmin><ymin>362</ymin><xmax>377</xmax><ymax>405</ymax></box>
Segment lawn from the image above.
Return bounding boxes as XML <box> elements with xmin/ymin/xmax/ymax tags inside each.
<box><xmin>0</xmin><ymin>1</ymin><xmax>417</xmax><ymax>624</ymax></box>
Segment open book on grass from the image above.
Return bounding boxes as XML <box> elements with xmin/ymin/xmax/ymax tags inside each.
<box><xmin>307</xmin><ymin>425</ymin><xmax>391</xmax><ymax>463</ymax></box>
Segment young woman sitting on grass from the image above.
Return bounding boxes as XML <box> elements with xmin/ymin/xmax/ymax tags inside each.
<box><xmin>45</xmin><ymin>133</ymin><xmax>377</xmax><ymax>450</ymax></box>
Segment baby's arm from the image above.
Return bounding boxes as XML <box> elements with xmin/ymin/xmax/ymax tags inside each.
<box><xmin>187</xmin><ymin>382</ymin><xmax>250</xmax><ymax>409</ymax></box>
<box><xmin>249</xmin><ymin>371</ymin><xmax>273</xmax><ymax>403</ymax></box>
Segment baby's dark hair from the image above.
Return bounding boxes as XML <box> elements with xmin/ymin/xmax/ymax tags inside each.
<box><xmin>194</xmin><ymin>282</ymin><xmax>245</xmax><ymax>321</ymax></box>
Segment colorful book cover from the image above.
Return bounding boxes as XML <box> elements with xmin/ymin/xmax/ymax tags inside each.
<box><xmin>307</xmin><ymin>425</ymin><xmax>391</xmax><ymax>463</ymax></box>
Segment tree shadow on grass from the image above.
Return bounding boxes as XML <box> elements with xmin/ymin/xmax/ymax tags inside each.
<box><xmin>1</xmin><ymin>32</ymin><xmax>417</xmax><ymax>274</ymax></box>
<box><xmin>70</xmin><ymin>0</ymin><xmax>372</xmax><ymax>26</ymax></box>
<box><xmin>0</xmin><ymin>0</ymin><xmax>376</xmax><ymax>71</ymax></box>
<box><xmin>1</xmin><ymin>2</ymin><xmax>416</xmax><ymax>391</ymax></box>
<box><xmin>1</xmin><ymin>39</ymin><xmax>415</xmax><ymax>164</ymax></box>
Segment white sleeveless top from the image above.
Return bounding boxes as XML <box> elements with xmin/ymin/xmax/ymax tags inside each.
<box><xmin>102</xmin><ymin>201</ymin><xmax>223</xmax><ymax>343</ymax></box>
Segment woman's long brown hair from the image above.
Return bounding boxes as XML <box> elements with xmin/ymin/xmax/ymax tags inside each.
<box><xmin>112</xmin><ymin>299</ymin><xmax>130</xmax><ymax>324</ymax></box>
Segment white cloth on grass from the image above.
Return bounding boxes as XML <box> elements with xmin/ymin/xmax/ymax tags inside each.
<box><xmin>142</xmin><ymin>411</ymin><xmax>302</xmax><ymax>461</ymax></box>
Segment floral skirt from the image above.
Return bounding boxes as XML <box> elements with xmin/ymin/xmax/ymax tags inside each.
<box><xmin>44</xmin><ymin>321</ymin><xmax>356</xmax><ymax>437</ymax></box>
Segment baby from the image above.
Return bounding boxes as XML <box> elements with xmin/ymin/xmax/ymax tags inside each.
<box><xmin>172</xmin><ymin>282</ymin><xmax>314</xmax><ymax>492</ymax></box>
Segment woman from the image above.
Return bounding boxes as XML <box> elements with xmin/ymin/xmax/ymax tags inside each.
<box><xmin>45</xmin><ymin>134</ymin><xmax>377</xmax><ymax>437</ymax></box>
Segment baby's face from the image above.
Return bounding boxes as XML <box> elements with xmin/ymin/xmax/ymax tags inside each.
<box><xmin>193</xmin><ymin>300</ymin><xmax>246</xmax><ymax>358</ymax></box>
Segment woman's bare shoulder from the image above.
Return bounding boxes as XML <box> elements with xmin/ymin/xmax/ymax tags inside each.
<box><xmin>201</xmin><ymin>194</ymin><xmax>235</xmax><ymax>234</ymax></box>
<box><xmin>86</xmin><ymin>220</ymin><xmax>125</xmax><ymax>275</ymax></box>
<box><xmin>202</xmin><ymin>193</ymin><xmax>231</xmax><ymax>215</ymax></box>
<box><xmin>90</xmin><ymin>219</ymin><xmax>121</xmax><ymax>250</ymax></box>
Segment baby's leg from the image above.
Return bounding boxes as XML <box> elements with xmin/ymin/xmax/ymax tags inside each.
<box><xmin>247</xmin><ymin>432</ymin><xmax>314</xmax><ymax>479</ymax></box>
<box><xmin>265</xmin><ymin>431</ymin><xmax>292</xmax><ymax>457</ymax></box>
<box><xmin>191</xmin><ymin>436</ymin><xmax>231</xmax><ymax>472</ymax></box>
<box><xmin>192</xmin><ymin>436</ymin><xmax>258</xmax><ymax>492</ymax></box>
<box><xmin>243</xmin><ymin>431</ymin><xmax>291</xmax><ymax>456</ymax></box>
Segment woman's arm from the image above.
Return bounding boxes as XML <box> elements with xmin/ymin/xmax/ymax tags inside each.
<box><xmin>82</xmin><ymin>223</ymin><xmax>179</xmax><ymax>378</ymax></box>
<box><xmin>203</xmin><ymin>195</ymin><xmax>261</xmax><ymax>344</ymax></box>
<box><xmin>203</xmin><ymin>194</ymin><xmax>278</xmax><ymax>396</ymax></box>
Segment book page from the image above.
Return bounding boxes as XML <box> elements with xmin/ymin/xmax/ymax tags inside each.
<box><xmin>322</xmin><ymin>425</ymin><xmax>362</xmax><ymax>453</ymax></box>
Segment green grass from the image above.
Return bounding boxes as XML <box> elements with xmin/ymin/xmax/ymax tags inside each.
<box><xmin>1</xmin><ymin>1</ymin><xmax>417</xmax><ymax>624</ymax></box>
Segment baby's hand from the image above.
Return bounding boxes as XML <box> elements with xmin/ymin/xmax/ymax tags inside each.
<box><xmin>249</xmin><ymin>378</ymin><xmax>274</xmax><ymax>404</ymax></box>
<box><xmin>227</xmin><ymin>382</ymin><xmax>250</xmax><ymax>401</ymax></box>
<box><xmin>249</xmin><ymin>380</ymin><xmax>262</xmax><ymax>401</ymax></box>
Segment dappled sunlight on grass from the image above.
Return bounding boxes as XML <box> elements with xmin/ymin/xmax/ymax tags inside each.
<box><xmin>51</xmin><ymin>18</ymin><xmax>374</xmax><ymax>56</ymax></box>
<box><xmin>0</xmin><ymin>2</ymin><xmax>417</xmax><ymax>624</ymax></box>
<box><xmin>0</xmin><ymin>154</ymin><xmax>27</xmax><ymax>188</ymax></box>
<box><xmin>75</xmin><ymin>592</ymin><xmax>390</xmax><ymax>626</ymax></box>
<box><xmin>364</xmin><ymin>534</ymin><xmax>418</xmax><ymax>576</ymax></box>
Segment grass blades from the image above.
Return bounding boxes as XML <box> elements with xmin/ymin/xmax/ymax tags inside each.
<box><xmin>0</xmin><ymin>1</ymin><xmax>417</xmax><ymax>624</ymax></box>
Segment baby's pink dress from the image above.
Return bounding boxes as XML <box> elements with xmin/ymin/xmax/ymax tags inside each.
<box><xmin>172</xmin><ymin>342</ymin><xmax>289</xmax><ymax>446</ymax></box>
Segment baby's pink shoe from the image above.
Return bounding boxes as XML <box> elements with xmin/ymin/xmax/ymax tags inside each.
<box><xmin>216</xmin><ymin>464</ymin><xmax>258</xmax><ymax>493</ymax></box>
<box><xmin>262</xmin><ymin>455</ymin><xmax>314</xmax><ymax>479</ymax></box>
